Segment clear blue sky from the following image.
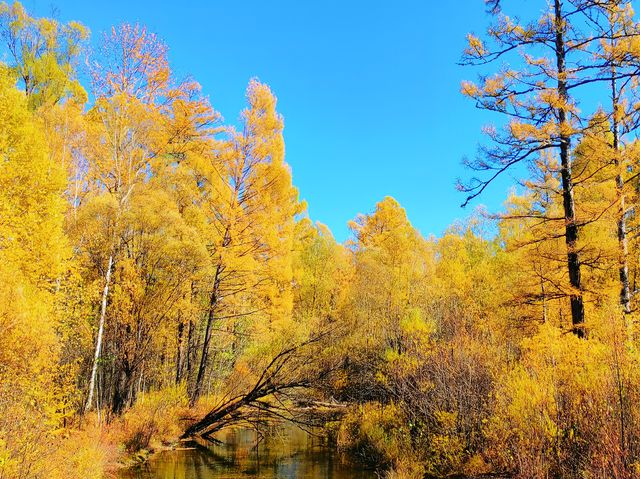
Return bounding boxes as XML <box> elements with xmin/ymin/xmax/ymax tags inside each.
<box><xmin>25</xmin><ymin>0</ymin><xmax>532</xmax><ymax>242</ymax></box>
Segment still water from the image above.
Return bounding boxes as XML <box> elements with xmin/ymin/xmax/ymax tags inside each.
<box><xmin>119</xmin><ymin>426</ymin><xmax>376</xmax><ymax>479</ymax></box>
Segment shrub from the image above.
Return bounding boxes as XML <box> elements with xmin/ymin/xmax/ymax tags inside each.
<box><xmin>114</xmin><ymin>384</ymin><xmax>188</xmax><ymax>453</ymax></box>
<box><xmin>337</xmin><ymin>402</ymin><xmax>416</xmax><ymax>469</ymax></box>
<box><xmin>487</xmin><ymin>324</ymin><xmax>639</xmax><ymax>479</ymax></box>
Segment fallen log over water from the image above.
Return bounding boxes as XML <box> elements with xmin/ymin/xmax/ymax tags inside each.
<box><xmin>182</xmin><ymin>336</ymin><xmax>334</xmax><ymax>439</ymax></box>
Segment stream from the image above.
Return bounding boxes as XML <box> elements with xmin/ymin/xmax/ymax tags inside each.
<box><xmin>118</xmin><ymin>426</ymin><xmax>377</xmax><ymax>479</ymax></box>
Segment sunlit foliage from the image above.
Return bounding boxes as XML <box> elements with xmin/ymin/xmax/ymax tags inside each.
<box><xmin>5</xmin><ymin>2</ymin><xmax>640</xmax><ymax>479</ymax></box>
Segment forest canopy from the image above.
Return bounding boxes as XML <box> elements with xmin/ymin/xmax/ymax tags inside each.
<box><xmin>3</xmin><ymin>1</ymin><xmax>640</xmax><ymax>479</ymax></box>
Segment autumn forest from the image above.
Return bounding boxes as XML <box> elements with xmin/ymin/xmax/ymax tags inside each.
<box><xmin>4</xmin><ymin>0</ymin><xmax>640</xmax><ymax>478</ymax></box>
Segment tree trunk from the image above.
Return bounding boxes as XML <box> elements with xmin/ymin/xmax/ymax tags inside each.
<box><xmin>186</xmin><ymin>319</ymin><xmax>194</xmax><ymax>377</ymax></box>
<box><xmin>555</xmin><ymin>0</ymin><xmax>585</xmax><ymax>337</ymax></box>
<box><xmin>85</xmin><ymin>254</ymin><xmax>113</xmax><ymax>413</ymax></box>
<box><xmin>611</xmin><ymin>67</ymin><xmax>631</xmax><ymax>315</ymax></box>
<box><xmin>112</xmin><ymin>364</ymin><xmax>134</xmax><ymax>414</ymax></box>
<box><xmin>540</xmin><ymin>271</ymin><xmax>548</xmax><ymax>324</ymax></box>
<box><xmin>617</xmin><ymin>181</ymin><xmax>631</xmax><ymax>315</ymax></box>
<box><xmin>183</xmin><ymin>344</ymin><xmax>312</xmax><ymax>439</ymax></box>
<box><xmin>191</xmin><ymin>263</ymin><xmax>222</xmax><ymax>406</ymax></box>
<box><xmin>176</xmin><ymin>319</ymin><xmax>184</xmax><ymax>384</ymax></box>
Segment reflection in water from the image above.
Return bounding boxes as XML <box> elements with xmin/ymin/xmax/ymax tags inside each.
<box><xmin>119</xmin><ymin>426</ymin><xmax>376</xmax><ymax>479</ymax></box>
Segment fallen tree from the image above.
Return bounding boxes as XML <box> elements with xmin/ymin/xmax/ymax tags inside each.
<box><xmin>182</xmin><ymin>335</ymin><xmax>334</xmax><ymax>439</ymax></box>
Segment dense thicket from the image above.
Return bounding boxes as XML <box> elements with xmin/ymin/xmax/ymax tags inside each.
<box><xmin>4</xmin><ymin>1</ymin><xmax>640</xmax><ymax>479</ymax></box>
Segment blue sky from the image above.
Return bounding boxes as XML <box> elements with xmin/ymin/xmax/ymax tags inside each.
<box><xmin>24</xmin><ymin>0</ymin><xmax>535</xmax><ymax>242</ymax></box>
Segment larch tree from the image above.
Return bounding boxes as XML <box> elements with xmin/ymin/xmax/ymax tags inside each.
<box><xmin>341</xmin><ymin>196</ymin><xmax>429</xmax><ymax>401</ymax></box>
<box><xmin>292</xmin><ymin>219</ymin><xmax>352</xmax><ymax>327</ymax></box>
<box><xmin>190</xmin><ymin>79</ymin><xmax>303</xmax><ymax>404</ymax></box>
<box><xmin>586</xmin><ymin>1</ymin><xmax>640</xmax><ymax>315</ymax></box>
<box><xmin>460</xmin><ymin>0</ymin><xmax>634</xmax><ymax>336</ymax></box>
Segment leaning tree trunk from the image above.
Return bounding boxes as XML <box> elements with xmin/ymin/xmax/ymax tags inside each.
<box><xmin>183</xmin><ymin>343</ymin><xmax>314</xmax><ymax>439</ymax></box>
<box><xmin>85</xmin><ymin>254</ymin><xmax>113</xmax><ymax>413</ymax></box>
<box><xmin>555</xmin><ymin>0</ymin><xmax>585</xmax><ymax>337</ymax></box>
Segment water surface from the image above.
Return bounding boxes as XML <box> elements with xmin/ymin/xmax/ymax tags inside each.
<box><xmin>119</xmin><ymin>426</ymin><xmax>376</xmax><ymax>479</ymax></box>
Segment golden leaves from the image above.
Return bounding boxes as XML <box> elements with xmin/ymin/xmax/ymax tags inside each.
<box><xmin>461</xmin><ymin>80</ymin><xmax>480</xmax><ymax>98</ymax></box>
<box><xmin>465</xmin><ymin>33</ymin><xmax>486</xmax><ymax>57</ymax></box>
<box><xmin>0</xmin><ymin>1</ymin><xmax>88</xmax><ymax>109</ymax></box>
